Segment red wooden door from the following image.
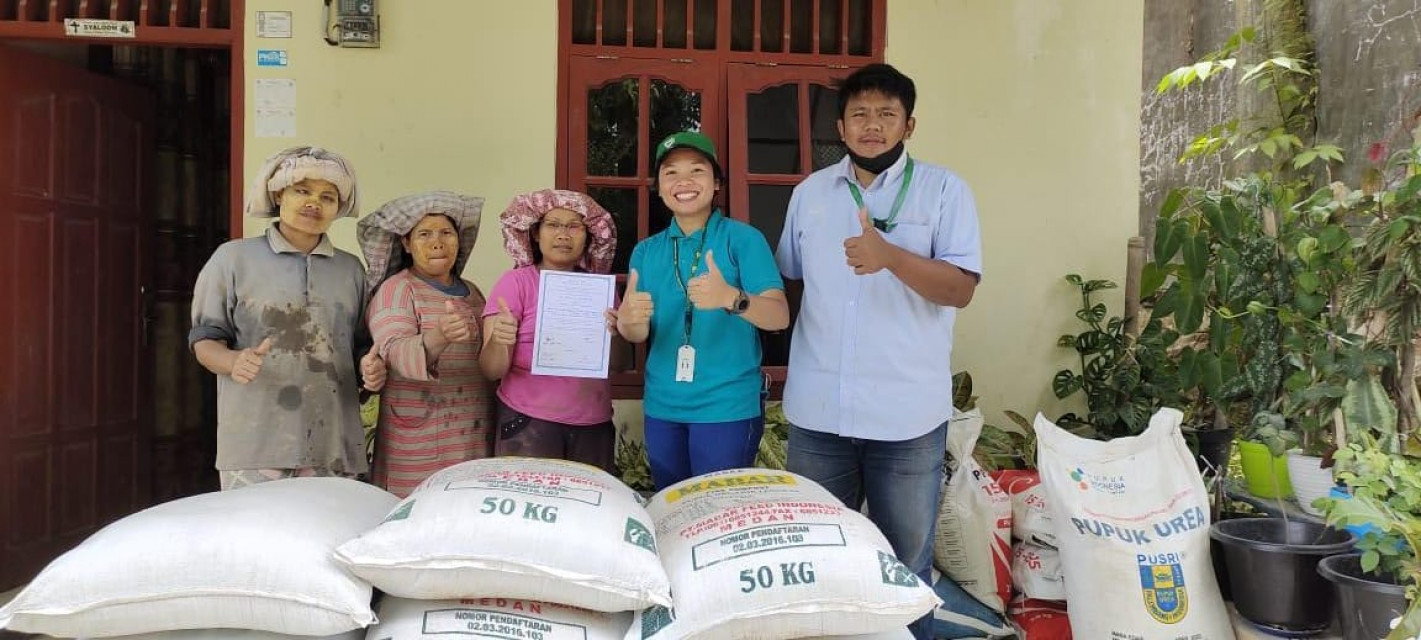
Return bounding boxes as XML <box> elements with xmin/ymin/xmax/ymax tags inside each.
<box><xmin>0</xmin><ymin>42</ymin><xmax>154</xmax><ymax>589</ymax></box>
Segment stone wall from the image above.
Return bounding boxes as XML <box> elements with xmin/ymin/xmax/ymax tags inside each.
<box><xmin>1139</xmin><ymin>0</ymin><xmax>1421</xmax><ymax>247</ymax></box>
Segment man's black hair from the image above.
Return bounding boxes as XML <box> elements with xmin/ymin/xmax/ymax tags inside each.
<box><xmin>836</xmin><ymin>63</ymin><xmax>917</xmax><ymax>117</ymax></box>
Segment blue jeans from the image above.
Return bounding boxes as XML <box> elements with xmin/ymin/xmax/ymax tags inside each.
<box><xmin>787</xmin><ymin>422</ymin><xmax>947</xmax><ymax>640</ymax></box>
<box><xmin>644</xmin><ymin>415</ymin><xmax>765</xmax><ymax>490</ymax></box>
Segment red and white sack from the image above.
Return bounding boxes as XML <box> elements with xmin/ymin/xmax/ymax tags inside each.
<box><xmin>1008</xmin><ymin>594</ymin><xmax>1071</xmax><ymax>640</ymax></box>
<box><xmin>992</xmin><ymin>470</ymin><xmax>1056</xmax><ymax>548</ymax></box>
<box><xmin>1035</xmin><ymin>408</ymin><xmax>1234</xmax><ymax>640</ymax></box>
<box><xmin>1010</xmin><ymin>541</ymin><xmax>1065</xmax><ymax>601</ymax></box>
<box><xmin>932</xmin><ymin>409</ymin><xmax>1012</xmax><ymax>613</ymax></box>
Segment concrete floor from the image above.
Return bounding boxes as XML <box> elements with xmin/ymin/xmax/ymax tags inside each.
<box><xmin>1230</xmin><ymin>603</ymin><xmax>1344</xmax><ymax>639</ymax></box>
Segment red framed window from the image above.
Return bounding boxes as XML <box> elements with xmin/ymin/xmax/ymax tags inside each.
<box><xmin>556</xmin><ymin>0</ymin><xmax>886</xmax><ymax>398</ymax></box>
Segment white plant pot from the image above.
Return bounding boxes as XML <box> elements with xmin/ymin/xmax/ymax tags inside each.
<box><xmin>1285</xmin><ymin>451</ymin><xmax>1334</xmax><ymax>517</ymax></box>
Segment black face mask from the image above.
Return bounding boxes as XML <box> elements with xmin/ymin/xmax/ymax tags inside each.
<box><xmin>847</xmin><ymin>141</ymin><xmax>906</xmax><ymax>176</ymax></box>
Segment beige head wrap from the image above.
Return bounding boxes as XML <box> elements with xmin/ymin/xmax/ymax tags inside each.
<box><xmin>358</xmin><ymin>191</ymin><xmax>485</xmax><ymax>295</ymax></box>
<box><xmin>244</xmin><ymin>146</ymin><xmax>359</xmax><ymax>218</ymax></box>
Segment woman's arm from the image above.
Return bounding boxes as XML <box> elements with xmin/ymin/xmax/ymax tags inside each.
<box><xmin>193</xmin><ymin>339</ymin><xmax>240</xmax><ymax>376</ymax></box>
<box><xmin>369</xmin><ymin>276</ymin><xmax>439</xmax><ymax>381</ymax></box>
<box><xmin>731</xmin><ymin>288</ymin><xmax>790</xmax><ymax>331</ymax></box>
<box><xmin>479</xmin><ymin>315</ymin><xmax>514</xmax><ymax>380</ymax></box>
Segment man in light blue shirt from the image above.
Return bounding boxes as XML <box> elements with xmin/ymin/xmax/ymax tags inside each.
<box><xmin>776</xmin><ymin>63</ymin><xmax>982</xmax><ymax>640</ymax></box>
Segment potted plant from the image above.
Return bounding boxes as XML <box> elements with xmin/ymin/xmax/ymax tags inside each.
<box><xmin>1149</xmin><ymin>19</ymin><xmax>1377</xmax><ymax>501</ymax></box>
<box><xmin>1211</xmin><ymin>513</ymin><xmax>1356</xmax><ymax>634</ymax></box>
<box><xmin>1049</xmin><ymin>275</ymin><xmax>1183</xmax><ymax>442</ymax></box>
<box><xmin>1237</xmin><ymin>411</ymin><xmax>1297</xmax><ymax>499</ymax></box>
<box><xmin>1155</xmin><ymin>10</ymin><xmax>1421</xmax><ymax>635</ymax></box>
<box><xmin>1340</xmin><ymin>137</ymin><xmax>1421</xmax><ymax>455</ymax></box>
<box><xmin>1313</xmin><ymin>133</ymin><xmax>1421</xmax><ymax>639</ymax></box>
<box><xmin>1258</xmin><ymin>172</ymin><xmax>1407</xmax><ymax>515</ymax></box>
<box><xmin>1320</xmin><ymin>438</ymin><xmax>1419</xmax><ymax>639</ymax></box>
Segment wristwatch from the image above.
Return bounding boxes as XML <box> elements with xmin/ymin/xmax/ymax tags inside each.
<box><xmin>726</xmin><ymin>289</ymin><xmax>750</xmax><ymax>315</ymax></box>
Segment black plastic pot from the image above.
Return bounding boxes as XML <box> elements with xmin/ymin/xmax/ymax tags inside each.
<box><xmin>1210</xmin><ymin>535</ymin><xmax>1232</xmax><ymax>602</ymax></box>
<box><xmin>1192</xmin><ymin>427</ymin><xmax>1235</xmax><ymax>474</ymax></box>
<box><xmin>1210</xmin><ymin>512</ymin><xmax>1260</xmax><ymax>603</ymax></box>
<box><xmin>1318</xmin><ymin>553</ymin><xmax>1409</xmax><ymax>640</ymax></box>
<box><xmin>1210</xmin><ymin>518</ymin><xmax>1355</xmax><ymax>634</ymax></box>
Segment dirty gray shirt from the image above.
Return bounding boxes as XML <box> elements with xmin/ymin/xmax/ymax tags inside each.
<box><xmin>189</xmin><ymin>225</ymin><xmax>369</xmax><ymax>473</ymax></box>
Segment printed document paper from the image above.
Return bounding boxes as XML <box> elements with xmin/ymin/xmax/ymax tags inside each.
<box><xmin>531</xmin><ymin>270</ymin><xmax>616</xmax><ymax>379</ymax></box>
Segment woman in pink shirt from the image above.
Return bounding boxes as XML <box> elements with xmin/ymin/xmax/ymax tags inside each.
<box><xmin>480</xmin><ymin>189</ymin><xmax>619</xmax><ymax>472</ymax></box>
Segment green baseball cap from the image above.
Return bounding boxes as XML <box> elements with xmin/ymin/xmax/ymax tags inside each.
<box><xmin>654</xmin><ymin>131</ymin><xmax>723</xmax><ymax>179</ymax></box>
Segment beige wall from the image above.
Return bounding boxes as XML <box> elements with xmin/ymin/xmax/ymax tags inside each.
<box><xmin>885</xmin><ymin>0</ymin><xmax>1144</xmax><ymax>422</ymax></box>
<box><xmin>241</xmin><ymin>0</ymin><xmax>1144</xmax><ymax>426</ymax></box>
<box><xmin>242</xmin><ymin>0</ymin><xmax>550</xmax><ymax>285</ymax></box>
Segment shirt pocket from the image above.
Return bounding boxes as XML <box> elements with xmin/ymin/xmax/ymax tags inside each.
<box><xmin>384</xmin><ymin>396</ymin><xmax>432</xmax><ymax>424</ymax></box>
<box><xmin>884</xmin><ymin>221</ymin><xmax>934</xmax><ymax>257</ymax></box>
<box><xmin>800</xmin><ymin>216</ymin><xmax>847</xmax><ymax>267</ymax></box>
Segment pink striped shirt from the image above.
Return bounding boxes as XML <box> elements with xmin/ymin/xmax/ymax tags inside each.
<box><xmin>368</xmin><ymin>270</ymin><xmax>493</xmax><ymax>497</ymax></box>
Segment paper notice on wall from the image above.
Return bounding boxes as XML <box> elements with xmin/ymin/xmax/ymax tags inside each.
<box><xmin>254</xmin><ymin>79</ymin><xmax>296</xmax><ymax>138</ymax></box>
<box><xmin>256</xmin><ymin>11</ymin><xmax>293</xmax><ymax>38</ymax></box>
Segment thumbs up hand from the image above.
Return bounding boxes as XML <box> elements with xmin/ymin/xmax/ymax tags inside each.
<box><xmin>843</xmin><ymin>208</ymin><xmax>894</xmax><ymax>275</ymax></box>
<box><xmin>360</xmin><ymin>350</ymin><xmax>387</xmax><ymax>392</ymax></box>
<box><xmin>617</xmin><ymin>269</ymin><xmax>654</xmax><ymax>328</ymax></box>
<box><xmin>438</xmin><ymin>299</ymin><xmax>473</xmax><ymax>344</ymax></box>
<box><xmin>688</xmin><ymin>250</ymin><xmax>737</xmax><ymax>310</ymax></box>
<box><xmin>489</xmin><ymin>297</ymin><xmax>518</xmax><ymax>346</ymax></box>
<box><xmin>231</xmin><ymin>337</ymin><xmax>272</xmax><ymax>384</ymax></box>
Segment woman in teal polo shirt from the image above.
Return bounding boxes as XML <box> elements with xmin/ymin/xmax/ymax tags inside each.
<box><xmin>616</xmin><ymin>131</ymin><xmax>790</xmax><ymax>489</ymax></box>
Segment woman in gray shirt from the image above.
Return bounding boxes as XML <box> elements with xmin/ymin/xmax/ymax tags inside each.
<box><xmin>190</xmin><ymin>146</ymin><xmax>386</xmax><ymax>490</ymax></box>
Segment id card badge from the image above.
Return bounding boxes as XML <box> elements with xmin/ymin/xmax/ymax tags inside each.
<box><xmin>675</xmin><ymin>345</ymin><xmax>696</xmax><ymax>382</ymax></box>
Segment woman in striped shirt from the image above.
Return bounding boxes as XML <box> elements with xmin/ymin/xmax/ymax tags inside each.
<box><xmin>358</xmin><ymin>191</ymin><xmax>494</xmax><ymax>497</ymax></box>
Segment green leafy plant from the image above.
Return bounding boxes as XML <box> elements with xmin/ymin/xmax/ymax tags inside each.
<box><xmin>1342</xmin><ymin>142</ymin><xmax>1421</xmax><ymax>452</ymax></box>
<box><xmin>756</xmin><ymin>403</ymin><xmax>790</xmax><ymax>471</ymax></box>
<box><xmin>1242</xmin><ymin>411</ymin><xmax>1298</xmax><ymax>457</ymax></box>
<box><xmin>1147</xmin><ymin>184</ymin><xmax>1266</xmax><ymax>432</ymax></box>
<box><xmin>953</xmin><ymin>370</ymin><xmax>977</xmax><ymax>413</ymax></box>
<box><xmin>978</xmin><ymin>410</ymin><xmax>1038</xmax><ymax>472</ymax></box>
<box><xmin>615</xmin><ymin>431</ymin><xmax>654</xmax><ymax>492</ymax></box>
<box><xmin>1149</xmin><ymin>12</ymin><xmax>1371</xmax><ymax>454</ymax></box>
<box><xmin>1323</xmin><ymin>438</ymin><xmax>1421</xmax><ymax>639</ymax></box>
<box><xmin>1051</xmin><ymin>275</ymin><xmax>1182</xmax><ymax>439</ymax></box>
<box><xmin>1156</xmin><ymin>0</ymin><xmax>1326</xmax><ymax>170</ymax></box>
<box><xmin>947</xmin><ymin>371</ymin><xmax>1034</xmax><ymax>471</ymax></box>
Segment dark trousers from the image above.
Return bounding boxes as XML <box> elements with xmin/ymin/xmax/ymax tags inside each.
<box><xmin>493</xmin><ymin>399</ymin><xmax>617</xmax><ymax>475</ymax></box>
